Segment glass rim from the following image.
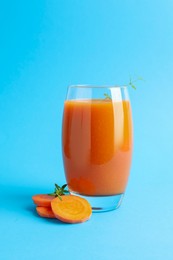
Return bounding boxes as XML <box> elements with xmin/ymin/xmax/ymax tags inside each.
<box><xmin>68</xmin><ymin>84</ymin><xmax>128</xmax><ymax>89</ymax></box>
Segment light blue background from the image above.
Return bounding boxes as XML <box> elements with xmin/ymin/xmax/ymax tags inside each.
<box><xmin>1</xmin><ymin>0</ymin><xmax>173</xmax><ymax>259</ymax></box>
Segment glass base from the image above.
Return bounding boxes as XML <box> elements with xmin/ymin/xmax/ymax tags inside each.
<box><xmin>70</xmin><ymin>191</ymin><xmax>124</xmax><ymax>212</ymax></box>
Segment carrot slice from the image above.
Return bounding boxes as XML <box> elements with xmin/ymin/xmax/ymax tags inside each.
<box><xmin>36</xmin><ymin>206</ymin><xmax>55</xmax><ymax>218</ymax></box>
<box><xmin>51</xmin><ymin>195</ymin><xmax>92</xmax><ymax>224</ymax></box>
<box><xmin>32</xmin><ymin>194</ymin><xmax>55</xmax><ymax>207</ymax></box>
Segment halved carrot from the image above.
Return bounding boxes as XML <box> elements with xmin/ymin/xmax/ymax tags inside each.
<box><xmin>51</xmin><ymin>195</ymin><xmax>92</xmax><ymax>224</ymax></box>
<box><xmin>32</xmin><ymin>194</ymin><xmax>55</xmax><ymax>207</ymax></box>
<box><xmin>36</xmin><ymin>206</ymin><xmax>55</xmax><ymax>218</ymax></box>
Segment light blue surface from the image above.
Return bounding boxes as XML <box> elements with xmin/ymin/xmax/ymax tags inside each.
<box><xmin>1</xmin><ymin>0</ymin><xmax>173</xmax><ymax>259</ymax></box>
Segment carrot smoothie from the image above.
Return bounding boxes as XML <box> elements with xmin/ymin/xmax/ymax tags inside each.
<box><xmin>62</xmin><ymin>99</ymin><xmax>133</xmax><ymax>196</ymax></box>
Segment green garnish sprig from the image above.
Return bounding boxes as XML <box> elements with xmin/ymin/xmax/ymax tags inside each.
<box><xmin>128</xmin><ymin>76</ymin><xmax>144</xmax><ymax>90</ymax></box>
<box><xmin>48</xmin><ymin>183</ymin><xmax>69</xmax><ymax>201</ymax></box>
<box><xmin>103</xmin><ymin>76</ymin><xmax>144</xmax><ymax>99</ymax></box>
<box><xmin>104</xmin><ymin>93</ymin><xmax>111</xmax><ymax>99</ymax></box>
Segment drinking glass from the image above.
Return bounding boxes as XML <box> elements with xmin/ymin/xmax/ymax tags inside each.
<box><xmin>62</xmin><ymin>85</ymin><xmax>133</xmax><ymax>212</ymax></box>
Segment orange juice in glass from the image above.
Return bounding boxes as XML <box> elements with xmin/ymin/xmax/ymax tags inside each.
<box><xmin>62</xmin><ymin>85</ymin><xmax>133</xmax><ymax>212</ymax></box>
